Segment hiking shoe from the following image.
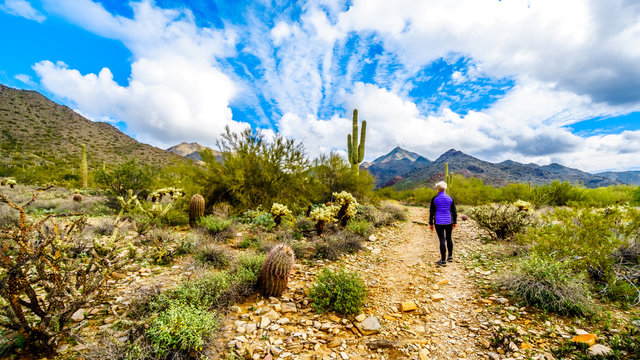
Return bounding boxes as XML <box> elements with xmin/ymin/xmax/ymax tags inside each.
<box><xmin>447</xmin><ymin>256</ymin><xmax>453</xmax><ymax>263</ymax></box>
<box><xmin>436</xmin><ymin>260</ymin><xmax>447</xmax><ymax>267</ymax></box>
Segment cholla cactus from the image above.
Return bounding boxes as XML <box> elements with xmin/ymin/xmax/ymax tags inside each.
<box><xmin>259</xmin><ymin>243</ymin><xmax>296</xmax><ymax>297</ymax></box>
<box><xmin>270</xmin><ymin>203</ymin><xmax>292</xmax><ymax>226</ymax></box>
<box><xmin>513</xmin><ymin>200</ymin><xmax>532</xmax><ymax>212</ymax></box>
<box><xmin>333</xmin><ymin>191</ymin><xmax>359</xmax><ymax>226</ymax></box>
<box><xmin>6</xmin><ymin>179</ymin><xmax>16</xmax><ymax>189</ymax></box>
<box><xmin>150</xmin><ymin>187</ymin><xmax>184</xmax><ymax>202</ymax></box>
<box><xmin>309</xmin><ymin>205</ymin><xmax>338</xmax><ymax>235</ymax></box>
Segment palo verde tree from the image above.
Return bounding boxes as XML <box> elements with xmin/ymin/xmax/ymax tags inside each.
<box><xmin>202</xmin><ymin>126</ymin><xmax>311</xmax><ymax>212</ymax></box>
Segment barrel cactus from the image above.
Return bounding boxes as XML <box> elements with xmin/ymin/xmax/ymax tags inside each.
<box><xmin>72</xmin><ymin>191</ymin><xmax>83</xmax><ymax>203</ymax></box>
<box><xmin>188</xmin><ymin>194</ymin><xmax>205</xmax><ymax>227</ymax></box>
<box><xmin>259</xmin><ymin>243</ymin><xmax>296</xmax><ymax>297</ymax></box>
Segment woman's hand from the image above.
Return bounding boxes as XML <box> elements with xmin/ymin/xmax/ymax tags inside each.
<box><xmin>430</xmin><ymin>225</ymin><xmax>434</xmax><ymax>231</ymax></box>
<box><xmin>453</xmin><ymin>224</ymin><xmax>457</xmax><ymax>229</ymax></box>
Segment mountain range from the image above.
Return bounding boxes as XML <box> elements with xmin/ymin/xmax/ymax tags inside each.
<box><xmin>364</xmin><ymin>147</ymin><xmax>639</xmax><ymax>189</ymax></box>
<box><xmin>1</xmin><ymin>83</ymin><xmax>638</xmax><ymax>188</ymax></box>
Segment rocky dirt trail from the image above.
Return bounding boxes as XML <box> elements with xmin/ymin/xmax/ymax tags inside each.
<box><xmin>213</xmin><ymin>206</ymin><xmax>530</xmax><ymax>360</ymax></box>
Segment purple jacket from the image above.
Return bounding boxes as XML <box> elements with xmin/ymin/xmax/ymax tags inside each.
<box><xmin>429</xmin><ymin>192</ymin><xmax>457</xmax><ymax>225</ymax></box>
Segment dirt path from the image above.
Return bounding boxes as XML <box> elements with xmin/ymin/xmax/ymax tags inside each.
<box><xmin>216</xmin><ymin>205</ymin><xmax>499</xmax><ymax>360</ymax></box>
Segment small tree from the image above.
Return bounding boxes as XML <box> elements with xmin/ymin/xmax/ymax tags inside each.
<box><xmin>94</xmin><ymin>159</ymin><xmax>154</xmax><ymax>204</ymax></box>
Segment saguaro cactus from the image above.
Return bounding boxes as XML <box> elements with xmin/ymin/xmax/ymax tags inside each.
<box><xmin>188</xmin><ymin>194</ymin><xmax>205</xmax><ymax>227</ymax></box>
<box><xmin>347</xmin><ymin>109</ymin><xmax>366</xmax><ymax>173</ymax></box>
<box><xmin>80</xmin><ymin>144</ymin><xmax>88</xmax><ymax>189</ymax></box>
<box><xmin>259</xmin><ymin>244</ymin><xmax>296</xmax><ymax>297</ymax></box>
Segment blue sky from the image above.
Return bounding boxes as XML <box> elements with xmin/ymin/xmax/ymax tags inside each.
<box><xmin>1</xmin><ymin>0</ymin><xmax>640</xmax><ymax>172</ymax></box>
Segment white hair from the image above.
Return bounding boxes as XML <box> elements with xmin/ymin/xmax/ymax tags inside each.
<box><xmin>435</xmin><ymin>181</ymin><xmax>448</xmax><ymax>191</ymax></box>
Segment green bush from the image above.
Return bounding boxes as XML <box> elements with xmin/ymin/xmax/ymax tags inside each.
<box><xmin>525</xmin><ymin>206</ymin><xmax>634</xmax><ymax>277</ymax></box>
<box><xmin>314</xmin><ymin>231</ymin><xmax>364</xmax><ymax>260</ymax></box>
<box><xmin>470</xmin><ymin>204</ymin><xmax>534</xmax><ymax>240</ymax></box>
<box><xmin>238</xmin><ymin>236</ymin><xmax>261</xmax><ymax>249</ymax></box>
<box><xmin>499</xmin><ymin>254</ymin><xmax>592</xmax><ymax>316</ymax></box>
<box><xmin>251</xmin><ymin>212</ymin><xmax>276</xmax><ymax>230</ymax></box>
<box><xmin>309</xmin><ymin>268</ymin><xmax>367</xmax><ymax>315</ymax></box>
<box><xmin>147</xmin><ymin>302</ymin><xmax>219</xmax><ymax>357</ymax></box>
<box><xmin>228</xmin><ymin>253</ymin><xmax>265</xmax><ymax>298</ymax></box>
<box><xmin>153</xmin><ymin>272</ymin><xmax>231</xmax><ymax>312</ymax></box>
<box><xmin>346</xmin><ymin>219</ymin><xmax>371</xmax><ymax>236</ymax></box>
<box><xmin>531</xmin><ymin>181</ymin><xmax>583</xmax><ymax>206</ymax></box>
<box><xmin>198</xmin><ymin>215</ymin><xmax>232</xmax><ymax>235</ymax></box>
<box><xmin>94</xmin><ymin>159</ymin><xmax>154</xmax><ymax>205</ymax></box>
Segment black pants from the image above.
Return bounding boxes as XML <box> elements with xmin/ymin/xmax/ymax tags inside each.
<box><xmin>435</xmin><ymin>224</ymin><xmax>453</xmax><ymax>261</ymax></box>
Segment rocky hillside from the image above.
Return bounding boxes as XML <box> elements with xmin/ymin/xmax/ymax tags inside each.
<box><xmin>362</xmin><ymin>147</ymin><xmax>431</xmax><ymax>187</ymax></box>
<box><xmin>0</xmin><ymin>84</ymin><xmax>184</xmax><ymax>180</ymax></box>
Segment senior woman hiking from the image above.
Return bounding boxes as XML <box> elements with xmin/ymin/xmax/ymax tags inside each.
<box><xmin>429</xmin><ymin>181</ymin><xmax>457</xmax><ymax>267</ymax></box>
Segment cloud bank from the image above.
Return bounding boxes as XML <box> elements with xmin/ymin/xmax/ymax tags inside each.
<box><xmin>28</xmin><ymin>0</ymin><xmax>640</xmax><ymax>171</ymax></box>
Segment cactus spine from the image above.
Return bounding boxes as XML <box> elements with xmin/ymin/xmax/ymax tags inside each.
<box><xmin>347</xmin><ymin>109</ymin><xmax>366</xmax><ymax>173</ymax></box>
<box><xmin>259</xmin><ymin>243</ymin><xmax>295</xmax><ymax>297</ymax></box>
<box><xmin>188</xmin><ymin>194</ymin><xmax>205</xmax><ymax>228</ymax></box>
<box><xmin>80</xmin><ymin>144</ymin><xmax>88</xmax><ymax>189</ymax></box>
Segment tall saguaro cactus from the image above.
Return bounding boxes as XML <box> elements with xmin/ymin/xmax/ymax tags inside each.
<box><xmin>80</xmin><ymin>144</ymin><xmax>88</xmax><ymax>189</ymax></box>
<box><xmin>347</xmin><ymin>109</ymin><xmax>366</xmax><ymax>173</ymax></box>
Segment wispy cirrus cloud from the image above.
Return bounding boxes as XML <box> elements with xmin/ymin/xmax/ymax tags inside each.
<box><xmin>1</xmin><ymin>0</ymin><xmax>46</xmax><ymax>22</ymax></box>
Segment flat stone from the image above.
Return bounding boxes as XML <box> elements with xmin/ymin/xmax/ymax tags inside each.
<box><xmin>355</xmin><ymin>314</ymin><xmax>366</xmax><ymax>322</ymax></box>
<box><xmin>575</xmin><ymin>329</ymin><xmax>588</xmax><ymax>335</ymax></box>
<box><xmin>495</xmin><ymin>297</ymin><xmax>509</xmax><ymax>304</ymax></box>
<box><xmin>71</xmin><ymin>309</ymin><xmax>85</xmax><ymax>322</ymax></box>
<box><xmin>340</xmin><ymin>352</ymin><xmax>349</xmax><ymax>359</ymax></box>
<box><xmin>329</xmin><ymin>315</ymin><xmax>341</xmax><ymax>322</ymax></box>
<box><xmin>260</xmin><ymin>316</ymin><xmax>271</xmax><ymax>329</ymax></box>
<box><xmin>588</xmin><ymin>344</ymin><xmax>612</xmax><ymax>356</ymax></box>
<box><xmin>281</xmin><ymin>302</ymin><xmax>297</xmax><ymax>313</ymax></box>
<box><xmin>487</xmin><ymin>352</ymin><xmax>500</xmax><ymax>360</ymax></box>
<box><xmin>520</xmin><ymin>342</ymin><xmax>533</xmax><ymax>350</ymax></box>
<box><xmin>264</xmin><ymin>309</ymin><xmax>281</xmax><ymax>319</ymax></box>
<box><xmin>571</xmin><ymin>334</ymin><xmax>597</xmax><ymax>346</ymax></box>
<box><xmin>432</xmin><ymin>294</ymin><xmax>445</xmax><ymax>302</ymax></box>
<box><xmin>437</xmin><ymin>279</ymin><xmax>450</xmax><ymax>285</ymax></box>
<box><xmin>368</xmin><ymin>235</ymin><xmax>377</xmax><ymax>242</ymax></box>
<box><xmin>400</xmin><ymin>301</ymin><xmax>418</xmax><ymax>312</ymax></box>
<box><xmin>246</xmin><ymin>323</ymin><xmax>257</xmax><ymax>333</ymax></box>
<box><xmin>419</xmin><ymin>349</ymin><xmax>429</xmax><ymax>360</ymax></box>
<box><xmin>358</xmin><ymin>316</ymin><xmax>381</xmax><ymax>334</ymax></box>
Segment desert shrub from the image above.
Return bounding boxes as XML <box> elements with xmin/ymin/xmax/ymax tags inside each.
<box><xmin>380</xmin><ymin>203</ymin><xmax>407</xmax><ymax>222</ymax></box>
<box><xmin>314</xmin><ymin>231</ymin><xmax>364</xmax><ymax>260</ymax></box>
<box><xmin>238</xmin><ymin>236</ymin><xmax>261</xmax><ymax>249</ymax></box>
<box><xmin>227</xmin><ymin>253</ymin><xmax>265</xmax><ymax>298</ymax></box>
<box><xmin>196</xmin><ymin>243</ymin><xmax>232</xmax><ymax>268</ymax></box>
<box><xmin>470</xmin><ymin>203</ymin><xmax>535</xmax><ymax>240</ymax></box>
<box><xmin>525</xmin><ymin>206</ymin><xmax>635</xmax><ymax>278</ymax></box>
<box><xmin>499</xmin><ymin>254</ymin><xmax>592</xmax><ymax>316</ymax></box>
<box><xmin>309</xmin><ymin>268</ymin><xmax>367</xmax><ymax>315</ymax></box>
<box><xmin>346</xmin><ymin>219</ymin><xmax>371</xmax><ymax>236</ymax></box>
<box><xmin>94</xmin><ymin>159</ymin><xmax>154</xmax><ymax>205</ymax></box>
<box><xmin>531</xmin><ymin>180</ymin><xmax>583</xmax><ymax>206</ymax></box>
<box><xmin>294</xmin><ymin>217</ymin><xmax>314</xmax><ymax>238</ymax></box>
<box><xmin>580</xmin><ymin>185</ymin><xmax>636</xmax><ymax>206</ymax></box>
<box><xmin>198</xmin><ymin>215</ymin><xmax>232</xmax><ymax>236</ymax></box>
<box><xmin>147</xmin><ymin>302</ymin><xmax>219</xmax><ymax>358</ymax></box>
<box><xmin>153</xmin><ymin>272</ymin><xmax>232</xmax><ymax>312</ymax></box>
<box><xmin>160</xmin><ymin>206</ymin><xmax>189</xmax><ymax>226</ymax></box>
<box><xmin>499</xmin><ymin>183</ymin><xmax>531</xmax><ymax>203</ymax></box>
<box><xmin>0</xmin><ymin>191</ymin><xmax>123</xmax><ymax>352</ymax></box>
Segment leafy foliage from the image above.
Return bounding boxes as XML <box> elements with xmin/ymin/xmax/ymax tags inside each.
<box><xmin>198</xmin><ymin>215</ymin><xmax>233</xmax><ymax>236</ymax></box>
<box><xmin>309</xmin><ymin>268</ymin><xmax>367</xmax><ymax>315</ymax></box>
<box><xmin>531</xmin><ymin>180</ymin><xmax>584</xmax><ymax>206</ymax></box>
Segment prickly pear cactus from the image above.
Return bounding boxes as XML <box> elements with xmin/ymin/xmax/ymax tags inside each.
<box><xmin>259</xmin><ymin>243</ymin><xmax>296</xmax><ymax>297</ymax></box>
<box><xmin>188</xmin><ymin>194</ymin><xmax>205</xmax><ymax>227</ymax></box>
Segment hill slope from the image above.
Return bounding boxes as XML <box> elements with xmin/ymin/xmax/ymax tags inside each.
<box><xmin>167</xmin><ymin>142</ymin><xmax>221</xmax><ymax>162</ymax></box>
<box><xmin>0</xmin><ymin>84</ymin><xmax>184</xmax><ymax>182</ymax></box>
